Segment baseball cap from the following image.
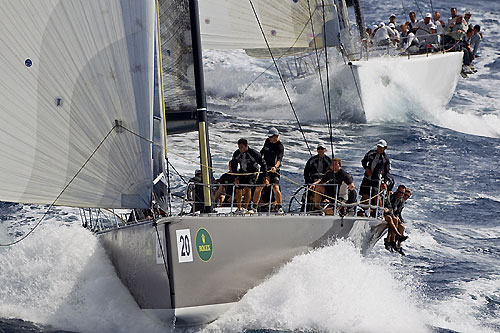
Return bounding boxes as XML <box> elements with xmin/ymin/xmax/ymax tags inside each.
<box><xmin>267</xmin><ymin>127</ymin><xmax>279</xmax><ymax>137</ymax></box>
<box><xmin>388</xmin><ymin>23</ymin><xmax>395</xmax><ymax>28</ymax></box>
<box><xmin>376</xmin><ymin>139</ymin><xmax>388</xmax><ymax>148</ymax></box>
<box><xmin>389</xmin><ymin>13</ymin><xmax>396</xmax><ymax>18</ymax></box>
<box><xmin>425</xmin><ymin>12</ymin><xmax>432</xmax><ymax>18</ymax></box>
<box><xmin>317</xmin><ymin>143</ymin><xmax>326</xmax><ymax>149</ymax></box>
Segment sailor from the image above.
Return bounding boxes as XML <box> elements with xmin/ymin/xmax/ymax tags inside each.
<box><xmin>388</xmin><ymin>185</ymin><xmax>409</xmax><ymax>254</ymax></box>
<box><xmin>388</xmin><ymin>14</ymin><xmax>400</xmax><ymax>31</ymax></box>
<box><xmin>407</xmin><ymin>11</ymin><xmax>418</xmax><ymax>33</ymax></box>
<box><xmin>303</xmin><ymin>143</ymin><xmax>333</xmax><ymax>184</ymax></box>
<box><xmin>360</xmin><ymin>139</ymin><xmax>391</xmax><ymax>215</ymax></box>
<box><xmin>310</xmin><ymin>158</ymin><xmax>356</xmax><ymax>215</ymax></box>
<box><xmin>388</xmin><ymin>23</ymin><xmax>400</xmax><ymax>45</ymax></box>
<box><xmin>187</xmin><ymin>169</ymin><xmax>204</xmax><ymax>213</ymax></box>
<box><xmin>448</xmin><ymin>7</ymin><xmax>457</xmax><ymax>25</ymax></box>
<box><xmin>444</xmin><ymin>14</ymin><xmax>467</xmax><ymax>47</ymax></box>
<box><xmin>230</xmin><ymin>138</ymin><xmax>267</xmax><ymax>213</ymax></box>
<box><xmin>471</xmin><ymin>25</ymin><xmax>482</xmax><ymax>58</ymax></box>
<box><xmin>433</xmin><ymin>11</ymin><xmax>446</xmax><ymax>35</ymax></box>
<box><xmin>462</xmin><ymin>28</ymin><xmax>475</xmax><ymax>74</ymax></box>
<box><xmin>399</xmin><ymin>23</ymin><xmax>419</xmax><ymax>53</ymax></box>
<box><xmin>253</xmin><ymin>127</ymin><xmax>284</xmax><ymax>213</ymax></box>
<box><xmin>413</xmin><ymin>13</ymin><xmax>435</xmax><ymax>40</ymax></box>
<box><xmin>382</xmin><ymin>184</ymin><xmax>405</xmax><ymax>254</ymax></box>
<box><xmin>214</xmin><ymin>171</ymin><xmax>235</xmax><ymax>207</ymax></box>
<box><xmin>374</xmin><ymin>22</ymin><xmax>397</xmax><ymax>46</ymax></box>
<box><xmin>464</xmin><ymin>11</ymin><xmax>472</xmax><ymax>28</ymax></box>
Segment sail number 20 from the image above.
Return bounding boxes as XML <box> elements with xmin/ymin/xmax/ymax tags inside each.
<box><xmin>176</xmin><ymin>229</ymin><xmax>193</xmax><ymax>263</ymax></box>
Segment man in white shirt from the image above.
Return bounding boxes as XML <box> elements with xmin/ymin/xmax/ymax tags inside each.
<box><xmin>433</xmin><ymin>11</ymin><xmax>446</xmax><ymax>35</ymax></box>
<box><xmin>374</xmin><ymin>22</ymin><xmax>397</xmax><ymax>46</ymax></box>
<box><xmin>414</xmin><ymin>13</ymin><xmax>435</xmax><ymax>40</ymax></box>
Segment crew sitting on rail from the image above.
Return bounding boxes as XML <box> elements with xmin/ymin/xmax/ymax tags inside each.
<box><xmin>187</xmin><ymin>169</ymin><xmax>204</xmax><ymax>213</ymax></box>
<box><xmin>230</xmin><ymin>138</ymin><xmax>267</xmax><ymax>214</ymax></box>
<box><xmin>399</xmin><ymin>23</ymin><xmax>419</xmax><ymax>53</ymax></box>
<box><xmin>383</xmin><ymin>184</ymin><xmax>405</xmax><ymax>254</ymax></box>
<box><xmin>309</xmin><ymin>158</ymin><xmax>356</xmax><ymax>215</ymax></box>
<box><xmin>214</xmin><ymin>171</ymin><xmax>235</xmax><ymax>207</ymax></box>
<box><xmin>304</xmin><ymin>143</ymin><xmax>333</xmax><ymax>185</ymax></box>
<box><xmin>444</xmin><ymin>14</ymin><xmax>467</xmax><ymax>48</ymax></box>
<box><xmin>374</xmin><ymin>22</ymin><xmax>397</xmax><ymax>46</ymax></box>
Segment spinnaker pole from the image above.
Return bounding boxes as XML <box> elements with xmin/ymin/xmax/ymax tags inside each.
<box><xmin>189</xmin><ymin>0</ymin><xmax>213</xmax><ymax>213</ymax></box>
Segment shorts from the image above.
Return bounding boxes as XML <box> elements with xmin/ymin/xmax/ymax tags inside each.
<box><xmin>359</xmin><ymin>178</ymin><xmax>379</xmax><ymax>196</ymax></box>
<box><xmin>257</xmin><ymin>171</ymin><xmax>280</xmax><ymax>185</ymax></box>
<box><xmin>236</xmin><ymin>174</ymin><xmax>257</xmax><ymax>189</ymax></box>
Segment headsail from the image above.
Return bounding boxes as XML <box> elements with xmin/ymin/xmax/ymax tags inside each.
<box><xmin>0</xmin><ymin>1</ymin><xmax>156</xmax><ymax>209</ymax></box>
<box><xmin>198</xmin><ymin>0</ymin><xmax>337</xmax><ymax>54</ymax></box>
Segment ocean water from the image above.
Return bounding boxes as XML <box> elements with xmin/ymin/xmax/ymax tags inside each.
<box><xmin>1</xmin><ymin>0</ymin><xmax>499</xmax><ymax>332</ymax></box>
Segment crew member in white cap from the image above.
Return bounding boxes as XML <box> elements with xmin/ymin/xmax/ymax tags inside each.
<box><xmin>360</xmin><ymin>139</ymin><xmax>391</xmax><ymax>216</ymax></box>
<box><xmin>414</xmin><ymin>13</ymin><xmax>435</xmax><ymax>40</ymax></box>
<box><xmin>253</xmin><ymin>127</ymin><xmax>285</xmax><ymax>213</ymax></box>
<box><xmin>374</xmin><ymin>22</ymin><xmax>397</xmax><ymax>46</ymax></box>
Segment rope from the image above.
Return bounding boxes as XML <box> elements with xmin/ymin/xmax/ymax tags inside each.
<box><xmin>248</xmin><ymin>0</ymin><xmax>312</xmax><ymax>156</ymax></box>
<box><xmin>0</xmin><ymin>125</ymin><xmax>117</xmax><ymax>247</ymax></box>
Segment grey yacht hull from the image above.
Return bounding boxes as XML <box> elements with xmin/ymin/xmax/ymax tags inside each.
<box><xmin>98</xmin><ymin>214</ymin><xmax>386</xmax><ymax>326</ymax></box>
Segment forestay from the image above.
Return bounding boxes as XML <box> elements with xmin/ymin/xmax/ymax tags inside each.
<box><xmin>0</xmin><ymin>1</ymin><xmax>156</xmax><ymax>209</ymax></box>
<box><xmin>198</xmin><ymin>0</ymin><xmax>335</xmax><ymax>51</ymax></box>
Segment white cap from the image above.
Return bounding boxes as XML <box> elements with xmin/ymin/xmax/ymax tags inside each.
<box><xmin>388</xmin><ymin>23</ymin><xmax>395</xmax><ymax>28</ymax></box>
<box><xmin>376</xmin><ymin>139</ymin><xmax>388</xmax><ymax>148</ymax></box>
<box><xmin>379</xmin><ymin>22</ymin><xmax>385</xmax><ymax>27</ymax></box>
<box><xmin>425</xmin><ymin>12</ymin><xmax>432</xmax><ymax>18</ymax></box>
<box><xmin>267</xmin><ymin>127</ymin><xmax>279</xmax><ymax>137</ymax></box>
<box><xmin>389</xmin><ymin>13</ymin><xmax>396</xmax><ymax>18</ymax></box>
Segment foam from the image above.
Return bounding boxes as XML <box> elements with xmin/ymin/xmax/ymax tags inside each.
<box><xmin>0</xmin><ymin>221</ymin><xmax>167</xmax><ymax>333</ymax></box>
<box><xmin>204</xmin><ymin>240</ymin><xmax>427</xmax><ymax>333</ymax></box>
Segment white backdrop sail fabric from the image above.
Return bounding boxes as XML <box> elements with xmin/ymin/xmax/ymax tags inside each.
<box><xmin>0</xmin><ymin>0</ymin><xmax>155</xmax><ymax>208</ymax></box>
<box><xmin>198</xmin><ymin>0</ymin><xmax>331</xmax><ymax>50</ymax></box>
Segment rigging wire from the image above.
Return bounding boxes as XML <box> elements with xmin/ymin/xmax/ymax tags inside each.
<box><xmin>247</xmin><ymin>0</ymin><xmax>312</xmax><ymax>156</ymax></box>
<box><xmin>306</xmin><ymin>0</ymin><xmax>332</xmax><ymax>152</ymax></box>
<box><xmin>414</xmin><ymin>0</ymin><xmax>424</xmax><ymax>19</ymax></box>
<box><xmin>429</xmin><ymin>0</ymin><xmax>434</xmax><ymax>17</ymax></box>
<box><xmin>0</xmin><ymin>125</ymin><xmax>118</xmax><ymax>247</ymax></box>
<box><xmin>320</xmin><ymin>0</ymin><xmax>335</xmax><ymax>159</ymax></box>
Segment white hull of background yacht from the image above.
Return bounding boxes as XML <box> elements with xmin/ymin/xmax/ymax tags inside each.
<box><xmin>347</xmin><ymin>51</ymin><xmax>463</xmax><ymax>119</ymax></box>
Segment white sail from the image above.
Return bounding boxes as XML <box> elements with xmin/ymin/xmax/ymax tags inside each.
<box><xmin>198</xmin><ymin>0</ymin><xmax>334</xmax><ymax>50</ymax></box>
<box><xmin>0</xmin><ymin>1</ymin><xmax>156</xmax><ymax>208</ymax></box>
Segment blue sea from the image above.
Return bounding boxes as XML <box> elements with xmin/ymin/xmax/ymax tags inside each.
<box><xmin>1</xmin><ymin>0</ymin><xmax>499</xmax><ymax>332</ymax></box>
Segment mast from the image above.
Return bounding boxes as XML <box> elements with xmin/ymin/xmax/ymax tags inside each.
<box><xmin>352</xmin><ymin>0</ymin><xmax>366</xmax><ymax>42</ymax></box>
<box><xmin>189</xmin><ymin>0</ymin><xmax>213</xmax><ymax>213</ymax></box>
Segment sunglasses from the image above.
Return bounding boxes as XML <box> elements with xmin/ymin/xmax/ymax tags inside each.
<box><xmin>397</xmin><ymin>190</ymin><xmax>405</xmax><ymax>194</ymax></box>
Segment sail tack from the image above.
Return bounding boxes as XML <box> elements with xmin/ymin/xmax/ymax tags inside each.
<box><xmin>0</xmin><ymin>1</ymin><xmax>156</xmax><ymax>208</ymax></box>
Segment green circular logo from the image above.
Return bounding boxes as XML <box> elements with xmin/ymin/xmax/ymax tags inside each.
<box><xmin>196</xmin><ymin>228</ymin><xmax>213</xmax><ymax>262</ymax></box>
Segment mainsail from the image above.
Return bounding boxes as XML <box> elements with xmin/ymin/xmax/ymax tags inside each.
<box><xmin>159</xmin><ymin>0</ymin><xmax>198</xmax><ymax>134</ymax></box>
<box><xmin>0</xmin><ymin>1</ymin><xmax>156</xmax><ymax>209</ymax></box>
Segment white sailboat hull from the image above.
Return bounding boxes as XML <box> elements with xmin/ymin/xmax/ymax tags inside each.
<box><xmin>348</xmin><ymin>52</ymin><xmax>463</xmax><ymax>120</ymax></box>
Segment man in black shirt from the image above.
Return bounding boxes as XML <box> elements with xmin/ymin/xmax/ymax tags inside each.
<box><xmin>304</xmin><ymin>143</ymin><xmax>333</xmax><ymax>184</ymax></box>
<box><xmin>253</xmin><ymin>127</ymin><xmax>284</xmax><ymax>212</ymax></box>
<box><xmin>310</xmin><ymin>158</ymin><xmax>356</xmax><ymax>212</ymax></box>
<box><xmin>230</xmin><ymin>138</ymin><xmax>267</xmax><ymax>212</ymax></box>
<box><xmin>214</xmin><ymin>172</ymin><xmax>235</xmax><ymax>207</ymax></box>
<box><xmin>360</xmin><ymin>139</ymin><xmax>391</xmax><ymax>211</ymax></box>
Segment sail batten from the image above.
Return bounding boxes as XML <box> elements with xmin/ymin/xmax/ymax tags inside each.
<box><xmin>0</xmin><ymin>0</ymin><xmax>156</xmax><ymax>209</ymax></box>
